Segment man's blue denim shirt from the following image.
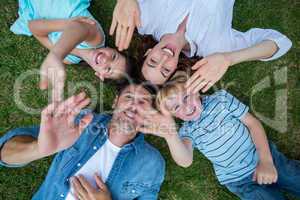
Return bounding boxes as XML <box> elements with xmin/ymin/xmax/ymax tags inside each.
<box><xmin>0</xmin><ymin>111</ymin><xmax>166</xmax><ymax>200</ymax></box>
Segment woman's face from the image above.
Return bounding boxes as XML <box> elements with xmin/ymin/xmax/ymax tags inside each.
<box><xmin>142</xmin><ymin>35</ymin><xmax>181</xmax><ymax>85</ymax></box>
<box><xmin>163</xmin><ymin>89</ymin><xmax>202</xmax><ymax>121</ymax></box>
<box><xmin>87</xmin><ymin>47</ymin><xmax>127</xmax><ymax>81</ymax></box>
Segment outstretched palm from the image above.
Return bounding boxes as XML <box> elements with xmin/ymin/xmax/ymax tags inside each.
<box><xmin>38</xmin><ymin>92</ymin><xmax>91</xmax><ymax>156</ymax></box>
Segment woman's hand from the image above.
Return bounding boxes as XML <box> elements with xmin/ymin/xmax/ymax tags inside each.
<box><xmin>185</xmin><ymin>53</ymin><xmax>232</xmax><ymax>94</ymax></box>
<box><xmin>72</xmin><ymin>174</ymin><xmax>112</xmax><ymax>200</ymax></box>
<box><xmin>253</xmin><ymin>160</ymin><xmax>278</xmax><ymax>185</ymax></box>
<box><xmin>110</xmin><ymin>0</ymin><xmax>141</xmax><ymax>51</ymax></box>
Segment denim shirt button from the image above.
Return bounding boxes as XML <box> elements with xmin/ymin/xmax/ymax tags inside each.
<box><xmin>77</xmin><ymin>163</ymin><xmax>81</xmax><ymax>167</ymax></box>
<box><xmin>132</xmin><ymin>190</ymin><xmax>136</xmax><ymax>193</ymax></box>
<box><xmin>93</xmin><ymin>146</ymin><xmax>97</xmax><ymax>150</ymax></box>
<box><xmin>60</xmin><ymin>194</ymin><xmax>65</xmax><ymax>198</ymax></box>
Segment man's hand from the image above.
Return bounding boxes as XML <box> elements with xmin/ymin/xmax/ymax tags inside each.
<box><xmin>72</xmin><ymin>174</ymin><xmax>112</xmax><ymax>200</ymax></box>
<box><xmin>185</xmin><ymin>53</ymin><xmax>232</xmax><ymax>94</ymax></box>
<box><xmin>253</xmin><ymin>160</ymin><xmax>278</xmax><ymax>185</ymax></box>
<box><xmin>40</xmin><ymin>52</ymin><xmax>66</xmax><ymax>102</ymax></box>
<box><xmin>38</xmin><ymin>92</ymin><xmax>91</xmax><ymax>156</ymax></box>
<box><xmin>135</xmin><ymin>106</ymin><xmax>177</xmax><ymax>139</ymax></box>
<box><xmin>110</xmin><ymin>0</ymin><xmax>141</xmax><ymax>51</ymax></box>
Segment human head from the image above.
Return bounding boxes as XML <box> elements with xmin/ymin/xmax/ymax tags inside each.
<box><xmin>110</xmin><ymin>82</ymin><xmax>155</xmax><ymax>138</ymax></box>
<box><xmin>84</xmin><ymin>47</ymin><xmax>132</xmax><ymax>81</ymax></box>
<box><xmin>156</xmin><ymin>71</ymin><xmax>202</xmax><ymax>121</ymax></box>
<box><xmin>141</xmin><ymin>34</ymin><xmax>184</xmax><ymax>85</ymax></box>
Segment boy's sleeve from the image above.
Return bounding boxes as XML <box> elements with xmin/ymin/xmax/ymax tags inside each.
<box><xmin>0</xmin><ymin>126</ymin><xmax>40</xmax><ymax>168</ymax></box>
<box><xmin>231</xmin><ymin>28</ymin><xmax>292</xmax><ymax>61</ymax></box>
<box><xmin>217</xmin><ymin>90</ymin><xmax>249</xmax><ymax>120</ymax></box>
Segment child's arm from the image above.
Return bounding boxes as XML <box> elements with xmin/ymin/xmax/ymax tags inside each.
<box><xmin>36</xmin><ymin>18</ymin><xmax>103</xmax><ymax>102</ymax></box>
<box><xmin>135</xmin><ymin>107</ymin><xmax>193</xmax><ymax>167</ymax></box>
<box><xmin>241</xmin><ymin>112</ymin><xmax>278</xmax><ymax>185</ymax></box>
<box><xmin>164</xmin><ymin>134</ymin><xmax>194</xmax><ymax>168</ymax></box>
<box><xmin>29</xmin><ymin>18</ymin><xmax>103</xmax><ymax>59</ymax></box>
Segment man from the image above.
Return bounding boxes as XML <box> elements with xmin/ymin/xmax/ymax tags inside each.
<box><xmin>0</xmin><ymin>83</ymin><xmax>165</xmax><ymax>200</ymax></box>
<box><xmin>110</xmin><ymin>0</ymin><xmax>292</xmax><ymax>90</ymax></box>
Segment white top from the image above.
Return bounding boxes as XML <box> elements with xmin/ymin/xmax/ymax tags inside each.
<box><xmin>137</xmin><ymin>0</ymin><xmax>292</xmax><ymax>61</ymax></box>
<box><xmin>65</xmin><ymin>139</ymin><xmax>121</xmax><ymax>200</ymax></box>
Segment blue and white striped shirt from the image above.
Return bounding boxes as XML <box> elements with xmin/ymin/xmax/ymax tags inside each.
<box><xmin>179</xmin><ymin>90</ymin><xmax>258</xmax><ymax>185</ymax></box>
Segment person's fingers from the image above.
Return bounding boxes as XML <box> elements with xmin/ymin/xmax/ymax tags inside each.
<box><xmin>119</xmin><ymin>25</ymin><xmax>127</xmax><ymax>51</ymax></box>
<box><xmin>54</xmin><ymin>92</ymin><xmax>86</xmax><ymax>117</ymax></box>
<box><xmin>78</xmin><ymin>175</ymin><xmax>95</xmax><ymax>193</ymax></box>
<box><xmin>41</xmin><ymin>102</ymin><xmax>57</xmax><ymax>123</ymax></box>
<box><xmin>201</xmin><ymin>81</ymin><xmax>213</xmax><ymax>93</ymax></box>
<box><xmin>185</xmin><ymin>71</ymin><xmax>201</xmax><ymax>89</ymax></box>
<box><xmin>109</xmin><ymin>16</ymin><xmax>117</xmax><ymax>36</ymax></box>
<box><xmin>94</xmin><ymin>174</ymin><xmax>108</xmax><ymax>192</ymax></box>
<box><xmin>191</xmin><ymin>80</ymin><xmax>208</xmax><ymax>94</ymax></box>
<box><xmin>187</xmin><ymin>77</ymin><xmax>206</xmax><ymax>94</ymax></box>
<box><xmin>68</xmin><ymin>97</ymin><xmax>91</xmax><ymax>124</ymax></box>
<box><xmin>40</xmin><ymin>69</ymin><xmax>49</xmax><ymax>90</ymax></box>
<box><xmin>257</xmin><ymin>174</ymin><xmax>263</xmax><ymax>185</ymax></box>
<box><xmin>72</xmin><ymin>177</ymin><xmax>88</xmax><ymax>197</ymax></box>
<box><xmin>191</xmin><ymin>59</ymin><xmax>208</xmax><ymax>70</ymax></box>
<box><xmin>115</xmin><ymin>24</ymin><xmax>122</xmax><ymax>48</ymax></box>
<box><xmin>124</xmin><ymin>22</ymin><xmax>134</xmax><ymax>49</ymax></box>
<box><xmin>252</xmin><ymin>171</ymin><xmax>257</xmax><ymax>182</ymax></box>
<box><xmin>134</xmin><ymin>9</ymin><xmax>141</xmax><ymax>27</ymax></box>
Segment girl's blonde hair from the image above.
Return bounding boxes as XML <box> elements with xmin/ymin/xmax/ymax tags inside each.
<box><xmin>156</xmin><ymin>71</ymin><xmax>189</xmax><ymax>113</ymax></box>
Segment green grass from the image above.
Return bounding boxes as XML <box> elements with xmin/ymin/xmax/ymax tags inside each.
<box><xmin>0</xmin><ymin>0</ymin><xmax>299</xmax><ymax>199</ymax></box>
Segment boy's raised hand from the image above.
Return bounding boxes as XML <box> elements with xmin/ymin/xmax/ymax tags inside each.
<box><xmin>110</xmin><ymin>0</ymin><xmax>141</xmax><ymax>51</ymax></box>
<box><xmin>253</xmin><ymin>160</ymin><xmax>278</xmax><ymax>185</ymax></box>
<box><xmin>38</xmin><ymin>92</ymin><xmax>91</xmax><ymax>157</ymax></box>
<box><xmin>135</xmin><ymin>106</ymin><xmax>177</xmax><ymax>139</ymax></box>
<box><xmin>40</xmin><ymin>52</ymin><xmax>66</xmax><ymax>102</ymax></box>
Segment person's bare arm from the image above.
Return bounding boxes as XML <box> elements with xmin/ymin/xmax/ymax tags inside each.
<box><xmin>29</xmin><ymin>18</ymin><xmax>103</xmax><ymax>58</ymax></box>
<box><xmin>0</xmin><ymin>136</ymin><xmax>43</xmax><ymax>165</ymax></box>
<box><xmin>241</xmin><ymin>112</ymin><xmax>278</xmax><ymax>185</ymax></box>
<box><xmin>0</xmin><ymin>93</ymin><xmax>91</xmax><ymax>165</ymax></box>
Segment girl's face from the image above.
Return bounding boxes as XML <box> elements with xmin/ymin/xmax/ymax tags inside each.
<box><xmin>163</xmin><ymin>89</ymin><xmax>202</xmax><ymax>121</ymax></box>
<box><xmin>87</xmin><ymin>47</ymin><xmax>127</xmax><ymax>81</ymax></box>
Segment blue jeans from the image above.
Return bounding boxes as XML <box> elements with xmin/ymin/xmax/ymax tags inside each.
<box><xmin>225</xmin><ymin>143</ymin><xmax>300</xmax><ymax>200</ymax></box>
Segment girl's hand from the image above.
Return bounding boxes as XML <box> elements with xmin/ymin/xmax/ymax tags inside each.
<box><xmin>110</xmin><ymin>0</ymin><xmax>141</xmax><ymax>51</ymax></box>
<box><xmin>72</xmin><ymin>174</ymin><xmax>112</xmax><ymax>200</ymax></box>
<box><xmin>40</xmin><ymin>52</ymin><xmax>66</xmax><ymax>102</ymax></box>
<box><xmin>185</xmin><ymin>53</ymin><xmax>231</xmax><ymax>94</ymax></box>
<box><xmin>253</xmin><ymin>160</ymin><xmax>278</xmax><ymax>185</ymax></box>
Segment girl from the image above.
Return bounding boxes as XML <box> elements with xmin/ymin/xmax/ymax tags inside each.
<box><xmin>11</xmin><ymin>0</ymin><xmax>130</xmax><ymax>101</ymax></box>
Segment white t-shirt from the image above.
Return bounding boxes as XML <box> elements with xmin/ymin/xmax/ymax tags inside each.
<box><xmin>138</xmin><ymin>0</ymin><xmax>292</xmax><ymax>61</ymax></box>
<box><xmin>66</xmin><ymin>139</ymin><xmax>121</xmax><ymax>200</ymax></box>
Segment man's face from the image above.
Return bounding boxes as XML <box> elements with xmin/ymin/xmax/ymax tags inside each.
<box><xmin>111</xmin><ymin>84</ymin><xmax>153</xmax><ymax>134</ymax></box>
<box><xmin>88</xmin><ymin>47</ymin><xmax>127</xmax><ymax>81</ymax></box>
<box><xmin>142</xmin><ymin>35</ymin><xmax>181</xmax><ymax>85</ymax></box>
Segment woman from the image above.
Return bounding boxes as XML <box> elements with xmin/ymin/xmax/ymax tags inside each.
<box><xmin>110</xmin><ymin>0</ymin><xmax>292</xmax><ymax>91</ymax></box>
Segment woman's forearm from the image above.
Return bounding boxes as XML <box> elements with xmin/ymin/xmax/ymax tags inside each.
<box><xmin>225</xmin><ymin>40</ymin><xmax>279</xmax><ymax>66</ymax></box>
<box><xmin>0</xmin><ymin>136</ymin><xmax>45</xmax><ymax>165</ymax></box>
<box><xmin>165</xmin><ymin>133</ymin><xmax>193</xmax><ymax>168</ymax></box>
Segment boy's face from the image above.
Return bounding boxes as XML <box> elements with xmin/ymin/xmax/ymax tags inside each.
<box><xmin>163</xmin><ymin>90</ymin><xmax>202</xmax><ymax>121</ymax></box>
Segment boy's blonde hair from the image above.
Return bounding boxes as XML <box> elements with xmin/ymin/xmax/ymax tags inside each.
<box><xmin>156</xmin><ymin>71</ymin><xmax>189</xmax><ymax>113</ymax></box>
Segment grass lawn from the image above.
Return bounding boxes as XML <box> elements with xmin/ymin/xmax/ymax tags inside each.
<box><xmin>0</xmin><ymin>0</ymin><xmax>299</xmax><ymax>199</ymax></box>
